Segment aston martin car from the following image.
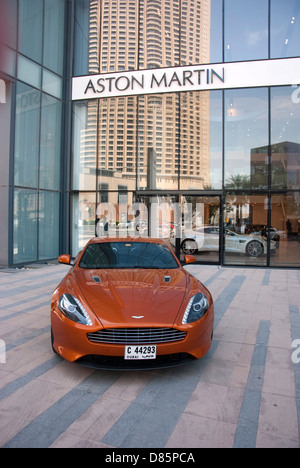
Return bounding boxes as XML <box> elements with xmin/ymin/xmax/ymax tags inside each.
<box><xmin>172</xmin><ymin>226</ymin><xmax>276</xmax><ymax>257</ymax></box>
<box><xmin>51</xmin><ymin>237</ymin><xmax>214</xmax><ymax>369</ymax></box>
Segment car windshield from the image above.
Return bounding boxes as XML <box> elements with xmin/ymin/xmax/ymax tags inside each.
<box><xmin>79</xmin><ymin>241</ymin><xmax>179</xmax><ymax>269</ymax></box>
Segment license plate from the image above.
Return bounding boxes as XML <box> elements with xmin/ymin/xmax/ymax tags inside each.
<box><xmin>125</xmin><ymin>345</ymin><xmax>156</xmax><ymax>360</ymax></box>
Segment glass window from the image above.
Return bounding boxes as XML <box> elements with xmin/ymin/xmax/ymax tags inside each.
<box><xmin>136</xmin><ymin>193</ymin><xmax>179</xmax><ymax>254</ymax></box>
<box><xmin>73</xmin><ymin>0</ymin><xmax>90</xmax><ymax>76</ymax></box>
<box><xmin>13</xmin><ymin>188</ymin><xmax>38</xmax><ymax>263</ymax></box>
<box><xmin>13</xmin><ymin>189</ymin><xmax>59</xmax><ymax>263</ymax></box>
<box><xmin>180</xmin><ymin>90</ymin><xmax>222</xmax><ymax>190</ymax></box>
<box><xmin>40</xmin><ymin>94</ymin><xmax>62</xmax><ymax>190</ymax></box>
<box><xmin>17</xmin><ymin>55</ymin><xmax>41</xmax><ymax>89</ymax></box>
<box><xmin>271</xmin><ymin>86</ymin><xmax>300</xmax><ymax>190</ymax></box>
<box><xmin>18</xmin><ymin>0</ymin><xmax>43</xmax><ymax>63</ymax></box>
<box><xmin>73</xmin><ymin>0</ymin><xmax>223</xmax><ymax>73</ymax></box>
<box><xmin>137</xmin><ymin>93</ymin><xmax>179</xmax><ymax>190</ymax></box>
<box><xmin>100</xmin><ymin>0</ymin><xmax>138</xmax><ymax>73</ymax></box>
<box><xmin>95</xmin><ymin>190</ymin><xmax>135</xmax><ymax>238</ymax></box>
<box><xmin>224</xmin><ymin>194</ymin><xmax>268</xmax><ymax>266</ymax></box>
<box><xmin>71</xmin><ymin>192</ymin><xmax>97</xmax><ymax>256</ymax></box>
<box><xmin>224</xmin><ymin>88</ymin><xmax>268</xmax><ymax>190</ymax></box>
<box><xmin>224</xmin><ymin>0</ymin><xmax>268</xmax><ymax>62</ymax></box>
<box><xmin>39</xmin><ymin>191</ymin><xmax>60</xmax><ymax>260</ymax></box>
<box><xmin>271</xmin><ymin>0</ymin><xmax>300</xmax><ymax>58</ymax></box>
<box><xmin>210</xmin><ymin>0</ymin><xmax>223</xmax><ymax>63</ymax></box>
<box><xmin>139</xmin><ymin>0</ymin><xmax>180</xmax><ymax>69</ymax></box>
<box><xmin>180</xmin><ymin>0</ymin><xmax>217</xmax><ymax>66</ymax></box>
<box><xmin>43</xmin><ymin>0</ymin><xmax>66</xmax><ymax>74</ymax></box>
<box><xmin>73</xmin><ymin>97</ymin><xmax>138</xmax><ymax>192</ymax></box>
<box><xmin>98</xmin><ymin>97</ymin><xmax>137</xmax><ymax>190</ymax></box>
<box><xmin>179</xmin><ymin>195</ymin><xmax>221</xmax><ymax>264</ymax></box>
<box><xmin>72</xmin><ymin>100</ymin><xmax>98</xmax><ymax>191</ymax></box>
<box><xmin>270</xmin><ymin>192</ymin><xmax>300</xmax><ymax>267</ymax></box>
<box><xmin>14</xmin><ymin>82</ymin><xmax>40</xmax><ymax>188</ymax></box>
<box><xmin>42</xmin><ymin>69</ymin><xmax>62</xmax><ymax>99</ymax></box>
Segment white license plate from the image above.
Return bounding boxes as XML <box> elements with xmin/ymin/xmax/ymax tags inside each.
<box><xmin>124</xmin><ymin>345</ymin><xmax>157</xmax><ymax>360</ymax></box>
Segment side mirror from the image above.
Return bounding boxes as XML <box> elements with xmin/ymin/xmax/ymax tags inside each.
<box><xmin>58</xmin><ymin>254</ymin><xmax>71</xmax><ymax>265</ymax></box>
<box><xmin>184</xmin><ymin>255</ymin><xmax>196</xmax><ymax>264</ymax></box>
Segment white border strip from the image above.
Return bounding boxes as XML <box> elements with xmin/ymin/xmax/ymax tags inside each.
<box><xmin>72</xmin><ymin>58</ymin><xmax>300</xmax><ymax>101</ymax></box>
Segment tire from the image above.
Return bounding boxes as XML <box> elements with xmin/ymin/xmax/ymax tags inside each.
<box><xmin>246</xmin><ymin>240</ymin><xmax>263</xmax><ymax>257</ymax></box>
<box><xmin>181</xmin><ymin>238</ymin><xmax>198</xmax><ymax>255</ymax></box>
<box><xmin>273</xmin><ymin>235</ymin><xmax>280</xmax><ymax>248</ymax></box>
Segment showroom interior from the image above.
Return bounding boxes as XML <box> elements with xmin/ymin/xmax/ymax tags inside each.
<box><xmin>0</xmin><ymin>0</ymin><xmax>300</xmax><ymax>268</ymax></box>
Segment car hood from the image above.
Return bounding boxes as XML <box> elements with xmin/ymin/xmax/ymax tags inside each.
<box><xmin>74</xmin><ymin>268</ymin><xmax>188</xmax><ymax>327</ymax></box>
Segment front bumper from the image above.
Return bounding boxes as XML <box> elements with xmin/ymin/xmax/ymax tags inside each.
<box><xmin>51</xmin><ymin>306</ymin><xmax>214</xmax><ymax>370</ymax></box>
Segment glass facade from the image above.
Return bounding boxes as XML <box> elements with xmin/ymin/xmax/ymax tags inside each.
<box><xmin>0</xmin><ymin>0</ymin><xmax>66</xmax><ymax>265</ymax></box>
<box><xmin>0</xmin><ymin>0</ymin><xmax>299</xmax><ymax>268</ymax></box>
<box><xmin>70</xmin><ymin>0</ymin><xmax>300</xmax><ymax>268</ymax></box>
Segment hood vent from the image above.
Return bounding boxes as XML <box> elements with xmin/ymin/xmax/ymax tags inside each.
<box><xmin>92</xmin><ymin>275</ymin><xmax>101</xmax><ymax>283</ymax></box>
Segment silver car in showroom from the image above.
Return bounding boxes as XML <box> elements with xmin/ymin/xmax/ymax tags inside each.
<box><xmin>171</xmin><ymin>226</ymin><xmax>276</xmax><ymax>257</ymax></box>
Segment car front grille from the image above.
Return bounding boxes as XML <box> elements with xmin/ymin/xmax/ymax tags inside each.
<box><xmin>87</xmin><ymin>327</ymin><xmax>187</xmax><ymax>345</ymax></box>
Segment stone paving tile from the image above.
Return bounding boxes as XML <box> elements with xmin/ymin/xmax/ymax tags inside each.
<box><xmin>0</xmin><ymin>263</ymin><xmax>299</xmax><ymax>448</ymax></box>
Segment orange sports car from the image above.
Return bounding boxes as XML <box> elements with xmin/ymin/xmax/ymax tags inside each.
<box><xmin>51</xmin><ymin>237</ymin><xmax>214</xmax><ymax>369</ymax></box>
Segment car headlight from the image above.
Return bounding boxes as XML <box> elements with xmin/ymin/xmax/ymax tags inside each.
<box><xmin>182</xmin><ymin>292</ymin><xmax>209</xmax><ymax>324</ymax></box>
<box><xmin>58</xmin><ymin>293</ymin><xmax>93</xmax><ymax>326</ymax></box>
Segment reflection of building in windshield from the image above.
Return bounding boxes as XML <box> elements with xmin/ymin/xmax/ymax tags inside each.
<box><xmin>251</xmin><ymin>141</ymin><xmax>300</xmax><ymax>189</ymax></box>
<box><xmin>79</xmin><ymin>0</ymin><xmax>212</xmax><ymax>191</ymax></box>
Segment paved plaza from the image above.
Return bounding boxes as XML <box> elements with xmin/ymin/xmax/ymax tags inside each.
<box><xmin>0</xmin><ymin>262</ymin><xmax>299</xmax><ymax>448</ymax></box>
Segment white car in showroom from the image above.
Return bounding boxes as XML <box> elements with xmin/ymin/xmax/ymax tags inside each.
<box><xmin>171</xmin><ymin>226</ymin><xmax>276</xmax><ymax>257</ymax></box>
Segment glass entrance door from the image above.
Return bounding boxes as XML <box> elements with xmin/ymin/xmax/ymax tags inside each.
<box><xmin>134</xmin><ymin>193</ymin><xmax>179</xmax><ymax>253</ymax></box>
<box><xmin>224</xmin><ymin>193</ymin><xmax>269</xmax><ymax>266</ymax></box>
<box><xmin>178</xmin><ymin>195</ymin><xmax>221</xmax><ymax>263</ymax></box>
<box><xmin>135</xmin><ymin>194</ymin><xmax>221</xmax><ymax>264</ymax></box>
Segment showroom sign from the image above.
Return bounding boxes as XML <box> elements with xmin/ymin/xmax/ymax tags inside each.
<box><xmin>72</xmin><ymin>58</ymin><xmax>300</xmax><ymax>101</ymax></box>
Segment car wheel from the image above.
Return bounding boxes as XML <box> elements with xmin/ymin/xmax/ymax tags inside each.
<box><xmin>181</xmin><ymin>239</ymin><xmax>198</xmax><ymax>255</ymax></box>
<box><xmin>246</xmin><ymin>240</ymin><xmax>263</xmax><ymax>257</ymax></box>
<box><xmin>273</xmin><ymin>235</ymin><xmax>280</xmax><ymax>248</ymax></box>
